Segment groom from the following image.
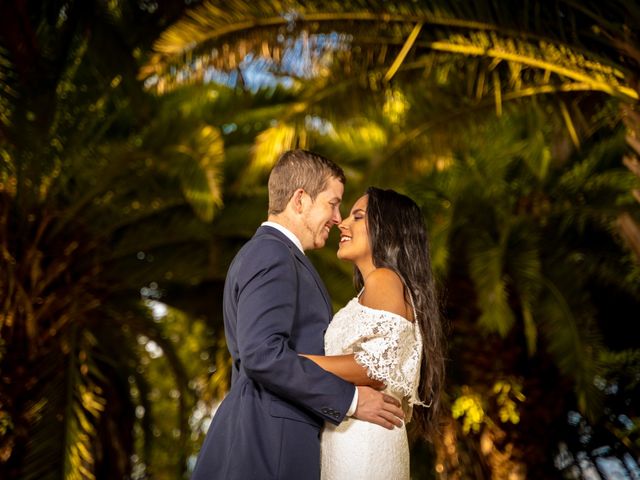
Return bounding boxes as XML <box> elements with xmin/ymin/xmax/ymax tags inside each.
<box><xmin>191</xmin><ymin>150</ymin><xmax>404</xmax><ymax>479</ymax></box>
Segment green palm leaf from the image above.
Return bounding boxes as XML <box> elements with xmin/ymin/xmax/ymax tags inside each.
<box><xmin>468</xmin><ymin>231</ymin><xmax>515</xmax><ymax>336</ymax></box>
<box><xmin>537</xmin><ymin>278</ymin><xmax>604</xmax><ymax>418</ymax></box>
<box><xmin>145</xmin><ymin>0</ymin><xmax>639</xmax><ymax>108</ymax></box>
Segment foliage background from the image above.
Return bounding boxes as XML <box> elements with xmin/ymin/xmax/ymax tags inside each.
<box><xmin>1</xmin><ymin>1</ymin><xmax>639</xmax><ymax>479</ymax></box>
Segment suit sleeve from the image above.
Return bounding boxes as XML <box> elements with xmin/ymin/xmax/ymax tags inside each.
<box><xmin>234</xmin><ymin>240</ymin><xmax>355</xmax><ymax>424</ymax></box>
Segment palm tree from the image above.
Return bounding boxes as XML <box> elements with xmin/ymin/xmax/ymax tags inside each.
<box><xmin>0</xmin><ymin>2</ymin><xmax>228</xmax><ymax>478</ymax></box>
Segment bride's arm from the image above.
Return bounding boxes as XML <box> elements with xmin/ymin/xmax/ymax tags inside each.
<box><xmin>300</xmin><ymin>354</ymin><xmax>384</xmax><ymax>388</ymax></box>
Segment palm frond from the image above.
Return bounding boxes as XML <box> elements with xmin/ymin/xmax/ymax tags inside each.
<box><xmin>414</xmin><ymin>32</ymin><xmax>635</xmax><ymax>101</ymax></box>
<box><xmin>88</xmin><ymin>312</ymin><xmax>153</xmax><ymax>472</ymax></box>
<box><xmin>323</xmin><ymin>117</ymin><xmax>388</xmax><ymax>162</ymax></box>
<box><xmin>167</xmin><ymin>125</ymin><xmax>225</xmax><ymax>221</ymax></box>
<box><xmin>0</xmin><ymin>46</ymin><xmax>15</xmax><ymax>132</ymax></box>
<box><xmin>21</xmin><ymin>327</ymin><xmax>106</xmax><ymax>480</ymax></box>
<box><xmin>95</xmin><ymin>300</ymin><xmax>197</xmax><ymax>477</ymax></box>
<box><xmin>244</xmin><ymin>120</ymin><xmax>301</xmax><ymax>186</ymax></box>
<box><xmin>468</xmin><ymin>232</ymin><xmax>515</xmax><ymax>336</ymax></box>
<box><xmin>403</xmin><ymin>183</ymin><xmax>453</xmax><ymax>281</ymax></box>
<box><xmin>599</xmin><ymin>349</ymin><xmax>640</xmax><ymax>377</ymax></box>
<box><xmin>538</xmin><ymin>278</ymin><xmax>605</xmax><ymax>418</ymax></box>
<box><xmin>553</xmin><ymin>128</ymin><xmax>635</xmax><ymax>234</ymax></box>
<box><xmin>138</xmin><ymin>98</ymin><xmax>227</xmax><ymax>221</ymax></box>
<box><xmin>505</xmin><ymin>221</ymin><xmax>543</xmax><ymax>355</ymax></box>
<box><xmin>144</xmin><ymin>0</ymin><xmax>639</xmax><ymax>109</ymax></box>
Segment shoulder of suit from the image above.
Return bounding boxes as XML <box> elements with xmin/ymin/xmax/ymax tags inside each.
<box><xmin>360</xmin><ymin>268</ymin><xmax>407</xmax><ymax>318</ymax></box>
<box><xmin>256</xmin><ymin>227</ymin><xmax>298</xmax><ymax>249</ymax></box>
<box><xmin>240</xmin><ymin>234</ymin><xmax>296</xmax><ymax>265</ymax></box>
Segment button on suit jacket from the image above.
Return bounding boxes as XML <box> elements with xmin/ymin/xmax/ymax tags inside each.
<box><xmin>191</xmin><ymin>226</ymin><xmax>355</xmax><ymax>480</ymax></box>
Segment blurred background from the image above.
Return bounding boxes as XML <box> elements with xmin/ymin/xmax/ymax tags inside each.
<box><xmin>1</xmin><ymin>1</ymin><xmax>639</xmax><ymax>479</ymax></box>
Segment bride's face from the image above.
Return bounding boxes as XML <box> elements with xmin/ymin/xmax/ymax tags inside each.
<box><xmin>337</xmin><ymin>195</ymin><xmax>372</xmax><ymax>264</ymax></box>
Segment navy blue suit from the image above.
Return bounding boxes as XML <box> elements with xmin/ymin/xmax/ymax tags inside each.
<box><xmin>191</xmin><ymin>225</ymin><xmax>355</xmax><ymax>479</ymax></box>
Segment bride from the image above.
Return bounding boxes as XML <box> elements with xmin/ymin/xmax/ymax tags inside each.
<box><xmin>302</xmin><ymin>187</ymin><xmax>446</xmax><ymax>479</ymax></box>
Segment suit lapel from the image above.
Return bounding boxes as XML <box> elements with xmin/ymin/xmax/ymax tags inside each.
<box><xmin>256</xmin><ymin>225</ymin><xmax>333</xmax><ymax>317</ymax></box>
<box><xmin>291</xmin><ymin>248</ymin><xmax>333</xmax><ymax>317</ymax></box>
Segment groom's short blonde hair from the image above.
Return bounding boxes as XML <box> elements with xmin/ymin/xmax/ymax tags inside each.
<box><xmin>268</xmin><ymin>149</ymin><xmax>345</xmax><ymax>215</ymax></box>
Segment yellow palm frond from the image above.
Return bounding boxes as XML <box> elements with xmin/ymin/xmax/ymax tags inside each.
<box><xmin>143</xmin><ymin>0</ymin><xmax>639</xmax><ymax>108</ymax></box>
<box><xmin>243</xmin><ymin>121</ymin><xmax>302</xmax><ymax>188</ymax></box>
<box><xmin>423</xmin><ymin>33</ymin><xmax>637</xmax><ymax>101</ymax></box>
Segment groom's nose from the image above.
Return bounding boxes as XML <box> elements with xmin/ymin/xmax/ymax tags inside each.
<box><xmin>331</xmin><ymin>209</ymin><xmax>342</xmax><ymax>225</ymax></box>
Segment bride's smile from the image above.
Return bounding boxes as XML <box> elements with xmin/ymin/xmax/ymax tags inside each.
<box><xmin>337</xmin><ymin>195</ymin><xmax>372</xmax><ymax>267</ymax></box>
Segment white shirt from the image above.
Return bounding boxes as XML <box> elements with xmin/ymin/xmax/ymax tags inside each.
<box><xmin>260</xmin><ymin>221</ymin><xmax>359</xmax><ymax>417</ymax></box>
<box><xmin>261</xmin><ymin>221</ymin><xmax>304</xmax><ymax>253</ymax></box>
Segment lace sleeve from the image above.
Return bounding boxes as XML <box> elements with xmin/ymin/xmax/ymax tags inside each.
<box><xmin>343</xmin><ymin>306</ymin><xmax>423</xmax><ymax>403</ymax></box>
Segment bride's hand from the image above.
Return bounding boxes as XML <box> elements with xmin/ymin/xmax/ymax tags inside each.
<box><xmin>353</xmin><ymin>386</ymin><xmax>404</xmax><ymax>429</ymax></box>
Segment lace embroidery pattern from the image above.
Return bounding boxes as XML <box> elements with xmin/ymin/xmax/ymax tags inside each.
<box><xmin>325</xmin><ymin>298</ymin><xmax>425</xmax><ymax>409</ymax></box>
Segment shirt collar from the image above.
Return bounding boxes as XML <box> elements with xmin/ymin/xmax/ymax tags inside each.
<box><xmin>261</xmin><ymin>221</ymin><xmax>305</xmax><ymax>254</ymax></box>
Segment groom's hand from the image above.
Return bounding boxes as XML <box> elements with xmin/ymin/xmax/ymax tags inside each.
<box><xmin>353</xmin><ymin>386</ymin><xmax>404</xmax><ymax>430</ymax></box>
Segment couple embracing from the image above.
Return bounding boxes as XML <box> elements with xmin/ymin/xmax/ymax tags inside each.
<box><xmin>191</xmin><ymin>149</ymin><xmax>446</xmax><ymax>479</ymax></box>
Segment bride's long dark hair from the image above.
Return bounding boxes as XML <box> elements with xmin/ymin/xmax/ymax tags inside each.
<box><xmin>354</xmin><ymin>187</ymin><xmax>446</xmax><ymax>439</ymax></box>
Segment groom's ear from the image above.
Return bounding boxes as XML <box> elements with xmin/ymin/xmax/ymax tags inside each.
<box><xmin>290</xmin><ymin>188</ymin><xmax>306</xmax><ymax>214</ymax></box>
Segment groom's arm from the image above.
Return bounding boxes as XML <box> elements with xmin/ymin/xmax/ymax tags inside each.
<box><xmin>299</xmin><ymin>354</ymin><xmax>385</xmax><ymax>388</ymax></box>
<box><xmin>234</xmin><ymin>239</ymin><xmax>403</xmax><ymax>428</ymax></box>
<box><xmin>300</xmin><ymin>355</ymin><xmax>405</xmax><ymax>430</ymax></box>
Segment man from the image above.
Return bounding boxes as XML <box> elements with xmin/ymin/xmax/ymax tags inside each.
<box><xmin>191</xmin><ymin>150</ymin><xmax>403</xmax><ymax>480</ymax></box>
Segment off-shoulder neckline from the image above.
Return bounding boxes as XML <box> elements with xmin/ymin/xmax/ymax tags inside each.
<box><xmin>347</xmin><ymin>297</ymin><xmax>415</xmax><ymax>324</ymax></box>
<box><xmin>355</xmin><ymin>285</ymin><xmax>418</xmax><ymax>323</ymax></box>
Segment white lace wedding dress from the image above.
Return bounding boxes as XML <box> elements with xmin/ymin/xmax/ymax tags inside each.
<box><xmin>320</xmin><ymin>291</ymin><xmax>424</xmax><ymax>480</ymax></box>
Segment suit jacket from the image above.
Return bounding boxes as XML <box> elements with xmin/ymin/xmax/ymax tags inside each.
<box><xmin>191</xmin><ymin>225</ymin><xmax>355</xmax><ymax>480</ymax></box>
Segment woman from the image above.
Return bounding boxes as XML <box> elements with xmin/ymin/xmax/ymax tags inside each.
<box><xmin>302</xmin><ymin>187</ymin><xmax>446</xmax><ymax>479</ymax></box>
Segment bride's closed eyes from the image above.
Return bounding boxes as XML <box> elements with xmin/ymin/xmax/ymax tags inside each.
<box><xmin>351</xmin><ymin>209</ymin><xmax>366</xmax><ymax>221</ymax></box>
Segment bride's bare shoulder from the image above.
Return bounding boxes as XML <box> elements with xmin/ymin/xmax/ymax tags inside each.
<box><xmin>359</xmin><ymin>268</ymin><xmax>407</xmax><ymax>318</ymax></box>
